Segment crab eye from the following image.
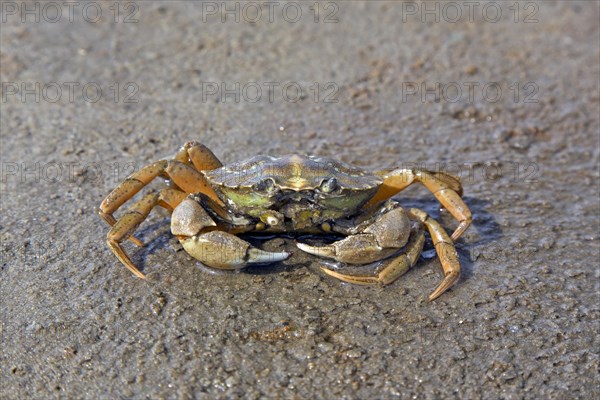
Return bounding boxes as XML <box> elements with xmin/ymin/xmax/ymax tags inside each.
<box><xmin>254</xmin><ymin>178</ymin><xmax>276</xmax><ymax>193</ymax></box>
<box><xmin>320</xmin><ymin>177</ymin><xmax>338</xmax><ymax>193</ymax></box>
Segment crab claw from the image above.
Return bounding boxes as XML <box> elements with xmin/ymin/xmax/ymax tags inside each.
<box><xmin>296</xmin><ymin>242</ymin><xmax>383</xmax><ymax>284</ymax></box>
<box><xmin>296</xmin><ymin>242</ymin><xmax>337</xmax><ymax>259</ymax></box>
<box><xmin>296</xmin><ymin>234</ymin><xmax>398</xmax><ymax>264</ymax></box>
<box><xmin>247</xmin><ymin>247</ymin><xmax>290</xmax><ymax>264</ymax></box>
<box><xmin>181</xmin><ymin>231</ymin><xmax>289</xmax><ymax>270</ymax></box>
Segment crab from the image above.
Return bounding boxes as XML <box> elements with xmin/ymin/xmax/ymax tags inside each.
<box><xmin>99</xmin><ymin>142</ymin><xmax>471</xmax><ymax>301</ymax></box>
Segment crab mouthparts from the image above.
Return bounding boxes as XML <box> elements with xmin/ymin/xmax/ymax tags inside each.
<box><xmin>278</xmin><ymin>190</ymin><xmax>319</xmax><ymax>205</ymax></box>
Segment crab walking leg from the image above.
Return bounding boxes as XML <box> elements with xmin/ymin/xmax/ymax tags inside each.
<box><xmin>365</xmin><ymin>168</ymin><xmax>472</xmax><ymax>240</ymax></box>
<box><xmin>179</xmin><ymin>231</ymin><xmax>290</xmax><ymax>270</ymax></box>
<box><xmin>100</xmin><ymin>159</ymin><xmax>224</xmax><ymax>228</ymax></box>
<box><xmin>102</xmin><ymin>186</ymin><xmax>187</xmax><ymax>249</ymax></box>
<box><xmin>99</xmin><ymin>160</ymin><xmax>168</xmax><ymax>246</ymax></box>
<box><xmin>100</xmin><ymin>160</ymin><xmax>167</xmax><ymax>215</ymax></box>
<box><xmin>409</xmin><ymin>208</ymin><xmax>461</xmax><ymax>301</ymax></box>
<box><xmin>319</xmin><ymin>225</ymin><xmax>425</xmax><ymax>286</ymax></box>
<box><xmin>416</xmin><ymin>170</ymin><xmax>471</xmax><ymax>241</ymax></box>
<box><xmin>157</xmin><ymin>188</ymin><xmax>189</xmax><ymax>211</ymax></box>
<box><xmin>106</xmin><ymin>189</ymin><xmax>188</xmax><ymax>278</ymax></box>
<box><xmin>164</xmin><ymin>161</ymin><xmax>223</xmax><ymax>206</ymax></box>
<box><xmin>99</xmin><ymin>160</ymin><xmax>222</xmax><ymax>246</ymax></box>
<box><xmin>100</xmin><ymin>218</ymin><xmax>145</xmax><ymax>247</ymax></box>
<box><xmin>187</xmin><ymin>141</ymin><xmax>223</xmax><ymax>171</ymax></box>
<box><xmin>174</xmin><ymin>141</ymin><xmax>223</xmax><ymax>171</ymax></box>
<box><xmin>107</xmin><ymin>192</ymin><xmax>160</xmax><ymax>278</ymax></box>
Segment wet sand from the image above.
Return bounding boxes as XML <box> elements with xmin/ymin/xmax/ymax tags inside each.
<box><xmin>1</xmin><ymin>2</ymin><xmax>598</xmax><ymax>398</ymax></box>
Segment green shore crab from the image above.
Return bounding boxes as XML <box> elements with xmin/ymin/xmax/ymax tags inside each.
<box><xmin>99</xmin><ymin>142</ymin><xmax>471</xmax><ymax>300</ymax></box>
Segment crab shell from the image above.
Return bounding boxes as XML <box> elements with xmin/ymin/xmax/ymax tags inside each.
<box><xmin>201</xmin><ymin>154</ymin><xmax>384</xmax><ymax>225</ymax></box>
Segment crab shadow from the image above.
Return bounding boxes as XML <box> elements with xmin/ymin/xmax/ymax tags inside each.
<box><xmin>131</xmin><ymin>196</ymin><xmax>501</xmax><ymax>285</ymax></box>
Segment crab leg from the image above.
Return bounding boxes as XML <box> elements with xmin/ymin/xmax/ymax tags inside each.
<box><xmin>365</xmin><ymin>168</ymin><xmax>472</xmax><ymax>240</ymax></box>
<box><xmin>104</xmin><ymin>191</ymin><xmax>158</xmax><ymax>278</ymax></box>
<box><xmin>107</xmin><ymin>192</ymin><xmax>159</xmax><ymax>278</ymax></box>
<box><xmin>100</xmin><ymin>159</ymin><xmax>224</xmax><ymax>244</ymax></box>
<box><xmin>99</xmin><ymin>160</ymin><xmax>167</xmax><ymax>246</ymax></box>
<box><xmin>100</xmin><ymin>141</ymin><xmax>224</xmax><ymax>229</ymax></box>
<box><xmin>106</xmin><ymin>188</ymin><xmax>189</xmax><ymax>278</ymax></box>
<box><xmin>408</xmin><ymin>208</ymin><xmax>461</xmax><ymax>301</ymax></box>
<box><xmin>164</xmin><ymin>161</ymin><xmax>222</xmax><ymax>205</ymax></box>
<box><xmin>319</xmin><ymin>224</ymin><xmax>425</xmax><ymax>286</ymax></box>
<box><xmin>157</xmin><ymin>188</ymin><xmax>189</xmax><ymax>211</ymax></box>
<box><xmin>174</xmin><ymin>141</ymin><xmax>223</xmax><ymax>171</ymax></box>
